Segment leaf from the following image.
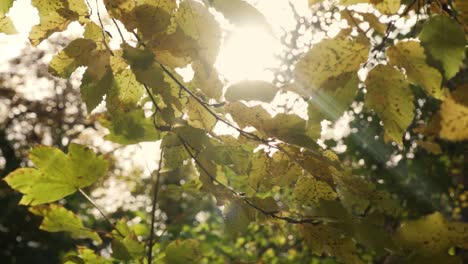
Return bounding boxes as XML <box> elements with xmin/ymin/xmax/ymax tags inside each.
<box><xmin>223</xmin><ymin>199</ymin><xmax>254</xmax><ymax>237</ymax></box>
<box><xmin>0</xmin><ymin>0</ymin><xmax>16</xmax><ymax>34</ymax></box>
<box><xmin>186</xmin><ymin>97</ymin><xmax>217</xmax><ymax>131</ymax></box>
<box><xmin>365</xmin><ymin>65</ymin><xmax>414</xmax><ymax>144</ymax></box>
<box><xmin>4</xmin><ymin>144</ymin><xmax>108</xmax><ymax>205</ymax></box>
<box><xmin>99</xmin><ymin>109</ymin><xmax>160</xmax><ymax>144</ymax></box>
<box><xmin>419</xmin><ymin>15</ymin><xmax>466</xmax><ymax>80</ymax></box>
<box><xmin>29</xmin><ymin>0</ymin><xmax>88</xmax><ymax>46</ymax></box>
<box><xmin>293</xmin><ymin>36</ymin><xmax>369</xmax><ymax>94</ymax></box>
<box><xmin>64</xmin><ymin>247</ymin><xmax>112</xmax><ymax>264</ymax></box>
<box><xmin>174</xmin><ymin>0</ymin><xmax>222</xmax><ymax>68</ymax></box>
<box><xmin>49</xmin><ymin>38</ymin><xmax>97</xmax><ymax>78</ymax></box>
<box><xmin>294</xmin><ymin>175</ymin><xmax>337</xmax><ymax>206</ymax></box>
<box><xmin>210</xmin><ymin>0</ymin><xmax>272</xmax><ymax>32</ymax></box>
<box><xmin>29</xmin><ymin>204</ymin><xmax>102</xmax><ymax>244</ymax></box>
<box><xmin>191</xmin><ymin>61</ymin><xmax>223</xmax><ymax>100</ymax></box>
<box><xmin>103</xmin><ymin>0</ymin><xmax>175</xmax><ymax>39</ymax></box>
<box><xmin>164</xmin><ymin>239</ymin><xmax>202</xmax><ymax>264</ymax></box>
<box><xmin>225</xmin><ymin>102</ymin><xmax>314</xmax><ymax>147</ymax></box>
<box><xmin>299</xmin><ymin>224</ymin><xmax>364</xmax><ymax>264</ymax></box>
<box><xmin>110</xmin><ymin>220</ymin><xmax>145</xmax><ymax>261</ymax></box>
<box><xmin>339</xmin><ymin>0</ymin><xmax>401</xmax><ymax>14</ymax></box>
<box><xmin>387</xmin><ymin>40</ymin><xmax>444</xmax><ymax>99</ymax></box>
<box><xmin>415</xmin><ymin>140</ymin><xmax>442</xmax><ymax>154</ymax></box>
<box><xmin>224</xmin><ymin>80</ymin><xmax>279</xmax><ymax>102</ymax></box>
<box><xmin>307</xmin><ymin>72</ymin><xmax>359</xmax><ymax>129</ymax></box>
<box><xmin>453</xmin><ymin>0</ymin><xmax>468</xmax><ymax>31</ymax></box>
<box><xmin>437</xmin><ymin>94</ymin><xmax>468</xmax><ymax>141</ymax></box>
<box><xmin>394</xmin><ymin>212</ymin><xmax>468</xmax><ymax>262</ymax></box>
<box><xmin>80</xmin><ymin>70</ymin><xmax>112</xmax><ymax>113</ymax></box>
<box><xmin>106</xmin><ymin>69</ymin><xmax>144</xmax><ymax>114</ymax></box>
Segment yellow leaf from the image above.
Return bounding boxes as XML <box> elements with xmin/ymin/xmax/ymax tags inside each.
<box><xmin>387</xmin><ymin>41</ymin><xmax>444</xmax><ymax>99</ymax></box>
<box><xmin>29</xmin><ymin>0</ymin><xmax>88</xmax><ymax>46</ymax></box>
<box><xmin>438</xmin><ymin>94</ymin><xmax>468</xmax><ymax>141</ymax></box>
<box><xmin>294</xmin><ymin>37</ymin><xmax>369</xmax><ymax>93</ymax></box>
<box><xmin>365</xmin><ymin>65</ymin><xmax>414</xmax><ymax>145</ymax></box>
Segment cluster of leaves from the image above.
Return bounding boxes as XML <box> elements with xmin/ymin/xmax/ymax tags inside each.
<box><xmin>2</xmin><ymin>0</ymin><xmax>468</xmax><ymax>263</ymax></box>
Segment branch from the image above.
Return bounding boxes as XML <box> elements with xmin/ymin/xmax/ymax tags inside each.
<box><xmin>177</xmin><ymin>135</ymin><xmax>335</xmax><ymax>225</ymax></box>
<box><xmin>147</xmin><ymin>147</ymin><xmax>164</xmax><ymax>264</ymax></box>
<box><xmin>94</xmin><ymin>0</ymin><xmax>114</xmax><ymax>56</ymax></box>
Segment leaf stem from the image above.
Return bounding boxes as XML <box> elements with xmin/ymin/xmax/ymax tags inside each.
<box><xmin>78</xmin><ymin>188</ymin><xmax>123</xmax><ymax>236</ymax></box>
<box><xmin>147</xmin><ymin>147</ymin><xmax>164</xmax><ymax>264</ymax></box>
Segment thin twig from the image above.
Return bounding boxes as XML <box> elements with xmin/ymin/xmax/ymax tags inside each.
<box><xmin>94</xmin><ymin>0</ymin><xmax>114</xmax><ymax>56</ymax></box>
<box><xmin>78</xmin><ymin>188</ymin><xmax>123</xmax><ymax>236</ymax></box>
<box><xmin>112</xmin><ymin>18</ymin><xmax>126</xmax><ymax>43</ymax></box>
<box><xmin>147</xmin><ymin>148</ymin><xmax>164</xmax><ymax>264</ymax></box>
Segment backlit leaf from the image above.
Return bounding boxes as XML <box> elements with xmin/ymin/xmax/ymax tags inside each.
<box><xmin>388</xmin><ymin>40</ymin><xmax>444</xmax><ymax>99</ymax></box>
<box><xmin>294</xmin><ymin>36</ymin><xmax>369</xmax><ymax>93</ymax></box>
<box><xmin>307</xmin><ymin>72</ymin><xmax>359</xmax><ymax>129</ymax></box>
<box><xmin>339</xmin><ymin>0</ymin><xmax>401</xmax><ymax>14</ymax></box>
<box><xmin>225</xmin><ymin>80</ymin><xmax>279</xmax><ymax>102</ymax></box>
<box><xmin>164</xmin><ymin>239</ymin><xmax>202</xmax><ymax>264</ymax></box>
<box><xmin>223</xmin><ymin>199</ymin><xmax>254</xmax><ymax>237</ymax></box>
<box><xmin>30</xmin><ymin>0</ymin><xmax>89</xmax><ymax>46</ymax></box>
<box><xmin>437</xmin><ymin>93</ymin><xmax>468</xmax><ymax>141</ymax></box>
<box><xmin>49</xmin><ymin>38</ymin><xmax>97</xmax><ymax>79</ymax></box>
<box><xmin>300</xmin><ymin>224</ymin><xmax>364</xmax><ymax>264</ymax></box>
<box><xmin>99</xmin><ymin>109</ymin><xmax>160</xmax><ymax>144</ymax></box>
<box><xmin>365</xmin><ymin>65</ymin><xmax>414</xmax><ymax>144</ymax></box>
<box><xmin>210</xmin><ymin>0</ymin><xmax>272</xmax><ymax>32</ymax></box>
<box><xmin>419</xmin><ymin>15</ymin><xmax>466</xmax><ymax>80</ymax></box>
<box><xmin>294</xmin><ymin>175</ymin><xmax>337</xmax><ymax>206</ymax></box>
<box><xmin>394</xmin><ymin>212</ymin><xmax>468</xmax><ymax>262</ymax></box>
<box><xmin>29</xmin><ymin>204</ymin><xmax>102</xmax><ymax>244</ymax></box>
<box><xmin>0</xmin><ymin>0</ymin><xmax>16</xmax><ymax>34</ymax></box>
<box><xmin>4</xmin><ymin>144</ymin><xmax>108</xmax><ymax>205</ymax></box>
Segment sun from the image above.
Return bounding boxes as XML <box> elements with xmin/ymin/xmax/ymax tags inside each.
<box><xmin>215</xmin><ymin>25</ymin><xmax>281</xmax><ymax>83</ymax></box>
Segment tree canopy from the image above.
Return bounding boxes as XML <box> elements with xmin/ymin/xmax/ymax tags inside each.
<box><xmin>1</xmin><ymin>0</ymin><xmax>467</xmax><ymax>263</ymax></box>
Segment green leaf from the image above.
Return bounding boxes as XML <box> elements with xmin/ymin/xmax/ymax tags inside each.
<box><xmin>294</xmin><ymin>175</ymin><xmax>337</xmax><ymax>206</ymax></box>
<box><xmin>49</xmin><ymin>38</ymin><xmax>97</xmax><ymax>79</ymax></box>
<box><xmin>29</xmin><ymin>0</ymin><xmax>89</xmax><ymax>46</ymax></box>
<box><xmin>419</xmin><ymin>15</ymin><xmax>466</xmax><ymax>80</ymax></box>
<box><xmin>99</xmin><ymin>109</ymin><xmax>160</xmax><ymax>144</ymax></box>
<box><xmin>4</xmin><ymin>144</ymin><xmax>108</xmax><ymax>205</ymax></box>
<box><xmin>81</xmin><ymin>70</ymin><xmax>112</xmax><ymax>113</ymax></box>
<box><xmin>106</xmin><ymin>68</ymin><xmax>144</xmax><ymax>114</ymax></box>
<box><xmin>364</xmin><ymin>65</ymin><xmax>414</xmax><ymax>144</ymax></box>
<box><xmin>224</xmin><ymin>80</ymin><xmax>279</xmax><ymax>102</ymax></box>
<box><xmin>164</xmin><ymin>239</ymin><xmax>202</xmax><ymax>264</ymax></box>
<box><xmin>339</xmin><ymin>0</ymin><xmax>400</xmax><ymax>14</ymax></box>
<box><xmin>394</xmin><ymin>212</ymin><xmax>468</xmax><ymax>262</ymax></box>
<box><xmin>110</xmin><ymin>219</ymin><xmax>145</xmax><ymax>261</ymax></box>
<box><xmin>388</xmin><ymin>40</ymin><xmax>444</xmax><ymax>99</ymax></box>
<box><xmin>64</xmin><ymin>247</ymin><xmax>112</xmax><ymax>264</ymax></box>
<box><xmin>223</xmin><ymin>199</ymin><xmax>254</xmax><ymax>237</ymax></box>
<box><xmin>299</xmin><ymin>224</ymin><xmax>364</xmax><ymax>264</ymax></box>
<box><xmin>29</xmin><ymin>204</ymin><xmax>102</xmax><ymax>244</ymax></box>
<box><xmin>293</xmin><ymin>36</ymin><xmax>369</xmax><ymax>94</ymax></box>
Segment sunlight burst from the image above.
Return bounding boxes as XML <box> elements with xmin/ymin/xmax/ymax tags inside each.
<box><xmin>215</xmin><ymin>25</ymin><xmax>281</xmax><ymax>83</ymax></box>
